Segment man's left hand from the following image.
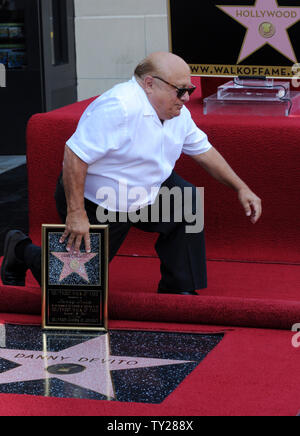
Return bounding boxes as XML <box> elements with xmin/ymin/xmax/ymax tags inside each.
<box><xmin>238</xmin><ymin>188</ymin><xmax>262</xmax><ymax>224</ymax></box>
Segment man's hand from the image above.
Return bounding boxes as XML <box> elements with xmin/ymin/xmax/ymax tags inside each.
<box><xmin>238</xmin><ymin>187</ymin><xmax>262</xmax><ymax>224</ymax></box>
<box><xmin>59</xmin><ymin>209</ymin><xmax>91</xmax><ymax>253</ymax></box>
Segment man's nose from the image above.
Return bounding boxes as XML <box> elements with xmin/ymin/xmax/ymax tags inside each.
<box><xmin>180</xmin><ymin>91</ymin><xmax>190</xmax><ymax>103</ymax></box>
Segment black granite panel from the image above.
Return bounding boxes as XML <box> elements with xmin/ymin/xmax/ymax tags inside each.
<box><xmin>0</xmin><ymin>324</ymin><xmax>224</xmax><ymax>404</ymax></box>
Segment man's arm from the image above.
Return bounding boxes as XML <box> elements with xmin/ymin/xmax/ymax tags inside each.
<box><xmin>192</xmin><ymin>146</ymin><xmax>262</xmax><ymax>224</ymax></box>
<box><xmin>59</xmin><ymin>145</ymin><xmax>91</xmax><ymax>253</ymax></box>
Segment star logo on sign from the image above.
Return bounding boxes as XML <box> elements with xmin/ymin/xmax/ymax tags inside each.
<box><xmin>217</xmin><ymin>0</ymin><xmax>300</xmax><ymax>63</ymax></box>
<box><xmin>51</xmin><ymin>250</ymin><xmax>97</xmax><ymax>283</ymax></box>
<box><xmin>0</xmin><ymin>335</ymin><xmax>193</xmax><ymax>399</ymax></box>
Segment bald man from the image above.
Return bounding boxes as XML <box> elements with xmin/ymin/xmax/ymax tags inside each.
<box><xmin>2</xmin><ymin>52</ymin><xmax>261</xmax><ymax>296</ymax></box>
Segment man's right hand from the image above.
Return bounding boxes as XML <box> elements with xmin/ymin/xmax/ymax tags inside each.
<box><xmin>59</xmin><ymin>209</ymin><xmax>91</xmax><ymax>254</ymax></box>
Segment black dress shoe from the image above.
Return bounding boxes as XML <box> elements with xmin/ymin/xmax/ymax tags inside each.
<box><xmin>1</xmin><ymin>230</ymin><xmax>30</xmax><ymax>286</ymax></box>
<box><xmin>157</xmin><ymin>289</ymin><xmax>199</xmax><ymax>296</ymax></box>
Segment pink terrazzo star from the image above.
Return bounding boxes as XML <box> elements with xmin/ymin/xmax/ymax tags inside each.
<box><xmin>0</xmin><ymin>335</ymin><xmax>192</xmax><ymax>399</ymax></box>
<box><xmin>51</xmin><ymin>250</ymin><xmax>97</xmax><ymax>283</ymax></box>
<box><xmin>217</xmin><ymin>0</ymin><xmax>300</xmax><ymax>63</ymax></box>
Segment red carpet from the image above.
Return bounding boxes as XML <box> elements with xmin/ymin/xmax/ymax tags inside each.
<box><xmin>0</xmin><ymin>314</ymin><xmax>299</xmax><ymax>416</ymax></box>
<box><xmin>1</xmin><ymin>256</ymin><xmax>300</xmax><ymax>330</ymax></box>
<box><xmin>0</xmin><ymin>91</ymin><xmax>298</xmax><ymax>415</ymax></box>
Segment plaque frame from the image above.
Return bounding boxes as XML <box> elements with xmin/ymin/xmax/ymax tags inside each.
<box><xmin>42</xmin><ymin>224</ymin><xmax>109</xmax><ymax>332</ymax></box>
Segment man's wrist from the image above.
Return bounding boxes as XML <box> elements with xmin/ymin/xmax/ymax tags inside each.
<box><xmin>235</xmin><ymin>183</ymin><xmax>250</xmax><ymax>193</ymax></box>
<box><xmin>67</xmin><ymin>207</ymin><xmax>87</xmax><ymax>216</ymax></box>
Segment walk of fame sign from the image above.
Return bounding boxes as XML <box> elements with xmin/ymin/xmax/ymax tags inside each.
<box><xmin>41</xmin><ymin>225</ymin><xmax>109</xmax><ymax>332</ymax></box>
<box><xmin>168</xmin><ymin>0</ymin><xmax>300</xmax><ymax>78</ymax></box>
<box><xmin>0</xmin><ymin>324</ymin><xmax>224</xmax><ymax>403</ymax></box>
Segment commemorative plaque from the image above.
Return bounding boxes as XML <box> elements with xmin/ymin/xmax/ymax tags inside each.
<box><xmin>42</xmin><ymin>225</ymin><xmax>109</xmax><ymax>332</ymax></box>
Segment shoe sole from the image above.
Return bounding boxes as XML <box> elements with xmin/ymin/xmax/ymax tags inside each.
<box><xmin>158</xmin><ymin>290</ymin><xmax>198</xmax><ymax>296</ymax></box>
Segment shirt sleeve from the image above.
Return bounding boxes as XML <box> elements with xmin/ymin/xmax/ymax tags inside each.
<box><xmin>66</xmin><ymin>96</ymin><xmax>127</xmax><ymax>165</ymax></box>
<box><xmin>181</xmin><ymin>108</ymin><xmax>212</xmax><ymax>156</ymax></box>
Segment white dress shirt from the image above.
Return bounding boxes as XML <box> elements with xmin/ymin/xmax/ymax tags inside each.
<box><xmin>66</xmin><ymin>77</ymin><xmax>212</xmax><ymax>212</ymax></box>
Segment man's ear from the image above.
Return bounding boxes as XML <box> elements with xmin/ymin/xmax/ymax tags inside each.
<box><xmin>143</xmin><ymin>75</ymin><xmax>154</xmax><ymax>95</ymax></box>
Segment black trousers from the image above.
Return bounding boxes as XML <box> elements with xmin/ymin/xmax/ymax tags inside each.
<box><xmin>26</xmin><ymin>171</ymin><xmax>207</xmax><ymax>292</ymax></box>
